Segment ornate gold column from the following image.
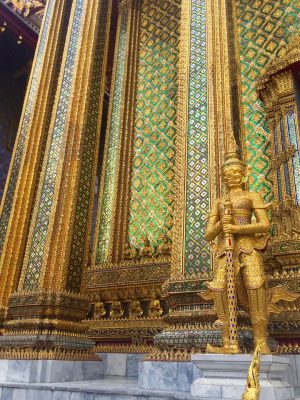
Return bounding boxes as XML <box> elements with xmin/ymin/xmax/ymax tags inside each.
<box><xmin>0</xmin><ymin>0</ymin><xmax>72</xmax><ymax>324</ymax></box>
<box><xmin>0</xmin><ymin>0</ymin><xmax>112</xmax><ymax>359</ymax></box>
<box><xmin>92</xmin><ymin>0</ymin><xmax>141</xmax><ymax>267</ymax></box>
<box><xmin>257</xmin><ymin>41</ymin><xmax>300</xmax><ymax>208</ymax></box>
<box><xmin>257</xmin><ymin>38</ymin><xmax>300</xmax><ymax>352</ymax></box>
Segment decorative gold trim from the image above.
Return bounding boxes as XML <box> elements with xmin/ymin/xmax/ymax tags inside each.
<box><xmin>95</xmin><ymin>344</ymin><xmax>153</xmax><ymax>354</ymax></box>
<box><xmin>110</xmin><ymin>0</ymin><xmax>142</xmax><ymax>264</ymax></box>
<box><xmin>171</xmin><ymin>0</ymin><xmax>190</xmax><ymax>276</ymax></box>
<box><xmin>0</xmin><ymin>348</ymin><xmax>100</xmax><ymax>361</ymax></box>
<box><xmin>257</xmin><ymin>44</ymin><xmax>300</xmax><ymax>210</ymax></box>
<box><xmin>242</xmin><ymin>348</ymin><xmax>261</xmax><ymax>400</ymax></box>
<box><xmin>145</xmin><ymin>347</ymin><xmax>194</xmax><ymax>362</ymax></box>
<box><xmin>88</xmin><ymin>317</ymin><xmax>166</xmax><ymax>330</ymax></box>
<box><xmin>278</xmin><ymin>343</ymin><xmax>300</xmax><ymax>354</ymax></box>
<box><xmin>80</xmin><ymin>0</ymin><xmax>113</xmax><ymax>281</ymax></box>
<box><xmin>0</xmin><ymin>0</ymin><xmax>51</xmax><ymax>218</ymax></box>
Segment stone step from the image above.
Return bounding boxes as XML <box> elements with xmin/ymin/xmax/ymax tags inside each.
<box><xmin>0</xmin><ymin>378</ymin><xmax>196</xmax><ymax>400</ymax></box>
<box><xmin>0</xmin><ymin>377</ymin><xmax>298</xmax><ymax>400</ymax></box>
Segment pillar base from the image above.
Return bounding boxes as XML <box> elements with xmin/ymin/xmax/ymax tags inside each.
<box><xmin>0</xmin><ymin>291</ymin><xmax>98</xmax><ymax>360</ymax></box>
<box><xmin>191</xmin><ymin>353</ymin><xmax>294</xmax><ymax>399</ymax></box>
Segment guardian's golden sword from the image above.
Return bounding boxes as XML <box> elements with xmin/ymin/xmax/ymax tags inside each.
<box><xmin>224</xmin><ymin>194</ymin><xmax>240</xmax><ymax>353</ymax></box>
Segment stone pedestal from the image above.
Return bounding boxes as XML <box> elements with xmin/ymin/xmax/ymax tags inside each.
<box><xmin>191</xmin><ymin>354</ymin><xmax>294</xmax><ymax>400</ymax></box>
<box><xmin>0</xmin><ymin>360</ymin><xmax>103</xmax><ymax>383</ymax></box>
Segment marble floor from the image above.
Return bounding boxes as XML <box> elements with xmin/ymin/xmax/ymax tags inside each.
<box><xmin>0</xmin><ymin>376</ymin><xmax>203</xmax><ymax>400</ymax></box>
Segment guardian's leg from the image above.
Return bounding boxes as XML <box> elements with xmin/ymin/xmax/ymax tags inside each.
<box><xmin>241</xmin><ymin>252</ymin><xmax>271</xmax><ymax>354</ymax></box>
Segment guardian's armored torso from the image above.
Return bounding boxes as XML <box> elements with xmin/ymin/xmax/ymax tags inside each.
<box><xmin>214</xmin><ymin>192</ymin><xmax>269</xmax><ymax>257</ymax></box>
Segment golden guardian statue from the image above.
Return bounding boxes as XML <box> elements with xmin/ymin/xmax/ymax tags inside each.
<box><xmin>205</xmin><ymin>152</ymin><xmax>271</xmax><ymax>354</ymax></box>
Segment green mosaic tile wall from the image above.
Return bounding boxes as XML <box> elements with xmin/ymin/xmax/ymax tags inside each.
<box><xmin>236</xmin><ymin>0</ymin><xmax>300</xmax><ymax>201</ymax></box>
<box><xmin>128</xmin><ymin>0</ymin><xmax>181</xmax><ymax>248</ymax></box>
<box><xmin>184</xmin><ymin>0</ymin><xmax>210</xmax><ymax>275</ymax></box>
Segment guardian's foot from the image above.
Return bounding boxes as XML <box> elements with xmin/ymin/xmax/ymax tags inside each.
<box><xmin>206</xmin><ymin>343</ymin><xmax>241</xmax><ymax>354</ymax></box>
<box><xmin>253</xmin><ymin>319</ymin><xmax>271</xmax><ymax>354</ymax></box>
<box><xmin>254</xmin><ymin>340</ymin><xmax>271</xmax><ymax>355</ymax></box>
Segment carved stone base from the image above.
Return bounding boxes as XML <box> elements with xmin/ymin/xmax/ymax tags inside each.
<box><xmin>0</xmin><ymin>359</ymin><xmax>103</xmax><ymax>383</ymax></box>
<box><xmin>191</xmin><ymin>354</ymin><xmax>294</xmax><ymax>399</ymax></box>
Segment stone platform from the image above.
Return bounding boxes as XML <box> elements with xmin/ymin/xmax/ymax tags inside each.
<box><xmin>0</xmin><ymin>377</ymin><xmax>199</xmax><ymax>400</ymax></box>
<box><xmin>139</xmin><ymin>361</ymin><xmax>202</xmax><ymax>392</ymax></box>
<box><xmin>0</xmin><ymin>354</ymin><xmax>144</xmax><ymax>384</ymax></box>
<box><xmin>0</xmin><ymin>359</ymin><xmax>103</xmax><ymax>383</ymax></box>
<box><xmin>0</xmin><ymin>376</ymin><xmax>299</xmax><ymax>400</ymax></box>
<box><xmin>191</xmin><ymin>354</ymin><xmax>294</xmax><ymax>400</ymax></box>
<box><xmin>0</xmin><ymin>353</ymin><xmax>299</xmax><ymax>399</ymax></box>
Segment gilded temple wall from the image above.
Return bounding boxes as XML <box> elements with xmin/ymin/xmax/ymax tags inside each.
<box><xmin>0</xmin><ymin>0</ymin><xmax>299</xmax><ymax>357</ymax></box>
<box><xmin>236</xmin><ymin>0</ymin><xmax>300</xmax><ymax>201</ymax></box>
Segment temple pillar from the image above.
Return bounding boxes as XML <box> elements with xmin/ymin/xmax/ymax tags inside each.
<box><xmin>257</xmin><ymin>38</ymin><xmax>300</xmax><ymax>354</ymax></box>
<box><xmin>0</xmin><ymin>0</ymin><xmax>72</xmax><ymax>325</ymax></box>
<box><xmin>92</xmin><ymin>0</ymin><xmax>141</xmax><ymax>266</ymax></box>
<box><xmin>0</xmin><ymin>0</ymin><xmax>112</xmax><ymax>359</ymax></box>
